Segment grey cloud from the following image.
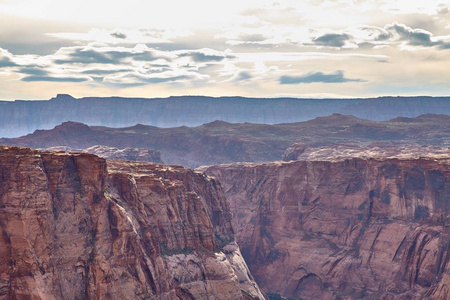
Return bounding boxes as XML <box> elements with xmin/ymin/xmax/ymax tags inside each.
<box><xmin>384</xmin><ymin>22</ymin><xmax>450</xmax><ymax>50</ymax></box>
<box><xmin>111</xmin><ymin>32</ymin><xmax>127</xmax><ymax>39</ymax></box>
<box><xmin>18</xmin><ymin>68</ymin><xmax>48</xmax><ymax>75</ymax></box>
<box><xmin>312</xmin><ymin>33</ymin><xmax>351</xmax><ymax>47</ymax></box>
<box><xmin>82</xmin><ymin>68</ymin><xmax>132</xmax><ymax>75</ymax></box>
<box><xmin>21</xmin><ymin>76</ymin><xmax>90</xmax><ymax>82</ymax></box>
<box><xmin>179</xmin><ymin>51</ymin><xmax>233</xmax><ymax>62</ymax></box>
<box><xmin>106</xmin><ymin>50</ymin><xmax>157</xmax><ymax>61</ymax></box>
<box><xmin>235</xmin><ymin>71</ymin><xmax>252</xmax><ymax>81</ymax></box>
<box><xmin>279</xmin><ymin>71</ymin><xmax>363</xmax><ymax>84</ymax></box>
<box><xmin>0</xmin><ymin>57</ymin><xmax>17</xmax><ymax>68</ymax></box>
<box><xmin>132</xmin><ymin>51</ymin><xmax>167</xmax><ymax>62</ymax></box>
<box><xmin>359</xmin><ymin>27</ymin><xmax>392</xmax><ymax>41</ymax></box>
<box><xmin>54</xmin><ymin>47</ymin><xmax>168</xmax><ymax>65</ymax></box>
<box><xmin>54</xmin><ymin>49</ymin><xmax>116</xmax><ymax>64</ymax></box>
<box><xmin>386</xmin><ymin>23</ymin><xmax>434</xmax><ymax>46</ymax></box>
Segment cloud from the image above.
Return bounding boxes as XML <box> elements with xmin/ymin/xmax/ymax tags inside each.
<box><xmin>385</xmin><ymin>23</ymin><xmax>434</xmax><ymax>46</ymax></box>
<box><xmin>0</xmin><ymin>57</ymin><xmax>17</xmax><ymax>68</ymax></box>
<box><xmin>383</xmin><ymin>22</ymin><xmax>450</xmax><ymax>50</ymax></box>
<box><xmin>179</xmin><ymin>49</ymin><xmax>234</xmax><ymax>62</ymax></box>
<box><xmin>238</xmin><ymin>33</ymin><xmax>268</xmax><ymax>42</ymax></box>
<box><xmin>279</xmin><ymin>71</ymin><xmax>363</xmax><ymax>84</ymax></box>
<box><xmin>18</xmin><ymin>67</ymin><xmax>48</xmax><ymax>75</ymax></box>
<box><xmin>312</xmin><ymin>33</ymin><xmax>351</xmax><ymax>48</ymax></box>
<box><xmin>81</xmin><ymin>68</ymin><xmax>132</xmax><ymax>75</ymax></box>
<box><xmin>110</xmin><ymin>32</ymin><xmax>127</xmax><ymax>39</ymax></box>
<box><xmin>54</xmin><ymin>48</ymin><xmax>117</xmax><ymax>64</ymax></box>
<box><xmin>0</xmin><ymin>49</ymin><xmax>17</xmax><ymax>68</ymax></box>
<box><xmin>21</xmin><ymin>76</ymin><xmax>90</xmax><ymax>82</ymax></box>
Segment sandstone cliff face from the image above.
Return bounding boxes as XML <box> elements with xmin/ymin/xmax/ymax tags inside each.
<box><xmin>202</xmin><ymin>158</ymin><xmax>450</xmax><ymax>299</ymax></box>
<box><xmin>0</xmin><ymin>146</ymin><xmax>264</xmax><ymax>300</ymax></box>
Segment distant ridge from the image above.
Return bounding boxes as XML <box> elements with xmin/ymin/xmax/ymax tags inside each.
<box><xmin>1</xmin><ymin>94</ymin><xmax>450</xmax><ymax>138</ymax></box>
<box><xmin>2</xmin><ymin>113</ymin><xmax>449</xmax><ymax>168</ymax></box>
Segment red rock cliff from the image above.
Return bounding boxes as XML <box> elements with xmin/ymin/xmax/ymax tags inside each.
<box><xmin>202</xmin><ymin>158</ymin><xmax>450</xmax><ymax>299</ymax></box>
<box><xmin>0</xmin><ymin>146</ymin><xmax>265</xmax><ymax>300</ymax></box>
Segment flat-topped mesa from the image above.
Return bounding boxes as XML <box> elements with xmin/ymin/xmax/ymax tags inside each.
<box><xmin>0</xmin><ymin>146</ymin><xmax>265</xmax><ymax>300</ymax></box>
<box><xmin>50</xmin><ymin>94</ymin><xmax>76</xmax><ymax>101</ymax></box>
<box><xmin>202</xmin><ymin>157</ymin><xmax>450</xmax><ymax>300</ymax></box>
<box><xmin>1</xmin><ymin>95</ymin><xmax>450</xmax><ymax>138</ymax></box>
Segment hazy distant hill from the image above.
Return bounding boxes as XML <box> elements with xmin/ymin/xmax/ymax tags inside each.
<box><xmin>2</xmin><ymin>113</ymin><xmax>449</xmax><ymax>167</ymax></box>
<box><xmin>1</xmin><ymin>94</ymin><xmax>450</xmax><ymax>138</ymax></box>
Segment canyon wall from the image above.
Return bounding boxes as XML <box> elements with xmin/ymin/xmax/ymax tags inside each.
<box><xmin>0</xmin><ymin>146</ymin><xmax>265</xmax><ymax>300</ymax></box>
<box><xmin>2</xmin><ymin>94</ymin><xmax>450</xmax><ymax>138</ymax></box>
<box><xmin>202</xmin><ymin>158</ymin><xmax>450</xmax><ymax>299</ymax></box>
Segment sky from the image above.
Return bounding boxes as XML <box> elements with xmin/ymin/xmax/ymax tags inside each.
<box><xmin>0</xmin><ymin>0</ymin><xmax>449</xmax><ymax>100</ymax></box>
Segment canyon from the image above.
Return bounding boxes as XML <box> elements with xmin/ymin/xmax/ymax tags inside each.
<box><xmin>0</xmin><ymin>146</ymin><xmax>264</xmax><ymax>300</ymax></box>
<box><xmin>2</xmin><ymin>94</ymin><xmax>450</xmax><ymax>138</ymax></box>
<box><xmin>201</xmin><ymin>155</ymin><xmax>450</xmax><ymax>299</ymax></box>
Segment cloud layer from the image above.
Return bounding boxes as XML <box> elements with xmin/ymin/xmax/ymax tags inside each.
<box><xmin>0</xmin><ymin>0</ymin><xmax>449</xmax><ymax>99</ymax></box>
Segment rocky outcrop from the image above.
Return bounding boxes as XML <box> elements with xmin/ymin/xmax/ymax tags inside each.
<box><xmin>0</xmin><ymin>146</ymin><xmax>265</xmax><ymax>299</ymax></box>
<box><xmin>202</xmin><ymin>157</ymin><xmax>450</xmax><ymax>299</ymax></box>
<box><xmin>45</xmin><ymin>145</ymin><xmax>163</xmax><ymax>163</ymax></box>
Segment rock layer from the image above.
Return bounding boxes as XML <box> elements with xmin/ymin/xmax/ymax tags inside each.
<box><xmin>0</xmin><ymin>146</ymin><xmax>264</xmax><ymax>300</ymax></box>
<box><xmin>202</xmin><ymin>158</ymin><xmax>450</xmax><ymax>299</ymax></box>
<box><xmin>45</xmin><ymin>145</ymin><xmax>164</xmax><ymax>163</ymax></box>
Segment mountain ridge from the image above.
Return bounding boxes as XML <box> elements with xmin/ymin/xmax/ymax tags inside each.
<box><xmin>2</xmin><ymin>94</ymin><xmax>450</xmax><ymax>138</ymax></box>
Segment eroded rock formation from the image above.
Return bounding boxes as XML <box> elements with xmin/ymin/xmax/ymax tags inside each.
<box><xmin>0</xmin><ymin>146</ymin><xmax>264</xmax><ymax>300</ymax></box>
<box><xmin>202</xmin><ymin>157</ymin><xmax>450</xmax><ymax>299</ymax></box>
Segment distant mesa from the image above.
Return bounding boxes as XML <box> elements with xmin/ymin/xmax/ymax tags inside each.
<box><xmin>1</xmin><ymin>95</ymin><xmax>450</xmax><ymax>138</ymax></box>
<box><xmin>50</xmin><ymin>94</ymin><xmax>76</xmax><ymax>101</ymax></box>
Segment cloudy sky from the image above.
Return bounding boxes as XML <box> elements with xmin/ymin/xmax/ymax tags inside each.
<box><xmin>0</xmin><ymin>0</ymin><xmax>449</xmax><ymax>100</ymax></box>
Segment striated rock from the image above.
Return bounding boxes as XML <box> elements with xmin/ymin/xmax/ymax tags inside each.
<box><xmin>202</xmin><ymin>157</ymin><xmax>450</xmax><ymax>299</ymax></box>
<box><xmin>0</xmin><ymin>146</ymin><xmax>265</xmax><ymax>300</ymax></box>
<box><xmin>283</xmin><ymin>143</ymin><xmax>450</xmax><ymax>162</ymax></box>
